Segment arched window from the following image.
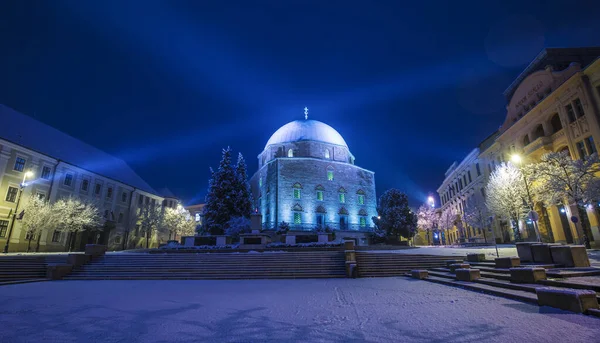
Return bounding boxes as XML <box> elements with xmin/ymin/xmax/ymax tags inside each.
<box><xmin>292</xmin><ymin>203</ymin><xmax>303</xmax><ymax>225</ymax></box>
<box><xmin>327</xmin><ymin>166</ymin><xmax>334</xmax><ymax>181</ymax></box>
<box><xmin>338</xmin><ymin>187</ymin><xmax>346</xmax><ymax>204</ymax></box>
<box><xmin>357</xmin><ymin>189</ymin><xmax>365</xmax><ymax>205</ymax></box>
<box><xmin>292</xmin><ymin>183</ymin><xmax>302</xmax><ymax>199</ymax></box>
<box><xmin>288</xmin><ymin>149</ymin><xmax>294</xmax><ymax>157</ymax></box>
<box><xmin>533</xmin><ymin>125</ymin><xmax>545</xmax><ymax>140</ymax></box>
<box><xmin>550</xmin><ymin>113</ymin><xmax>562</xmax><ymax>133</ymax></box>
<box><xmin>325</xmin><ymin>149</ymin><xmax>330</xmax><ymax>159</ymax></box>
<box><xmin>523</xmin><ymin>135</ymin><xmax>530</xmax><ymax>146</ymax></box>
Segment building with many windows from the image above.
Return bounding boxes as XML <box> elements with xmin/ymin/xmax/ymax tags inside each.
<box><xmin>436</xmin><ymin>47</ymin><xmax>600</xmax><ymax>247</ymax></box>
<box><xmin>0</xmin><ymin>104</ymin><xmax>177</xmax><ymax>252</ymax></box>
<box><xmin>250</xmin><ymin>117</ymin><xmax>377</xmax><ymax>243</ymax></box>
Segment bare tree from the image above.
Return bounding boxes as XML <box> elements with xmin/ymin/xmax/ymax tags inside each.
<box><xmin>139</xmin><ymin>204</ymin><xmax>165</xmax><ymax>248</ymax></box>
<box><xmin>53</xmin><ymin>197</ymin><xmax>102</xmax><ymax>251</ymax></box>
<box><xmin>463</xmin><ymin>197</ymin><xmax>492</xmax><ymax>243</ymax></box>
<box><xmin>485</xmin><ymin>163</ymin><xmax>528</xmax><ymax>242</ymax></box>
<box><xmin>527</xmin><ymin>151</ymin><xmax>600</xmax><ymax>248</ymax></box>
<box><xmin>21</xmin><ymin>197</ymin><xmax>56</xmax><ymax>252</ymax></box>
<box><xmin>417</xmin><ymin>204</ymin><xmax>437</xmax><ymax>245</ymax></box>
<box><xmin>438</xmin><ymin>207</ymin><xmax>457</xmax><ymax>244</ymax></box>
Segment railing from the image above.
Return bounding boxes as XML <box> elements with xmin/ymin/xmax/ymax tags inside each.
<box><xmin>523</xmin><ymin>136</ymin><xmax>552</xmax><ymax>155</ymax></box>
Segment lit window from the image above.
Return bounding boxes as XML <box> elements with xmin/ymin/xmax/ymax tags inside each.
<box><xmin>13</xmin><ymin>157</ymin><xmax>26</xmax><ymax>172</ymax></box>
<box><xmin>325</xmin><ymin>150</ymin><xmax>330</xmax><ymax>159</ymax></box>
<box><xmin>5</xmin><ymin>187</ymin><xmax>18</xmax><ymax>202</ymax></box>
<box><xmin>358</xmin><ymin>194</ymin><xmax>365</xmax><ymax>205</ymax></box>
<box><xmin>64</xmin><ymin>174</ymin><xmax>73</xmax><ymax>186</ymax></box>
<box><xmin>293</xmin><ymin>212</ymin><xmax>301</xmax><ymax>224</ymax></box>
<box><xmin>317</xmin><ymin>190</ymin><xmax>324</xmax><ymax>201</ymax></box>
<box><xmin>288</xmin><ymin>149</ymin><xmax>294</xmax><ymax>157</ymax></box>
<box><xmin>81</xmin><ymin>179</ymin><xmax>89</xmax><ymax>191</ymax></box>
<box><xmin>339</xmin><ymin>193</ymin><xmax>345</xmax><ymax>203</ymax></box>
<box><xmin>327</xmin><ymin>171</ymin><xmax>333</xmax><ymax>181</ymax></box>
<box><xmin>41</xmin><ymin>166</ymin><xmax>51</xmax><ymax>180</ymax></box>
<box><xmin>195</xmin><ymin>213</ymin><xmax>201</xmax><ymax>222</ymax></box>
<box><xmin>360</xmin><ymin>217</ymin><xmax>366</xmax><ymax>227</ymax></box>
<box><xmin>259</xmin><ymin>177</ymin><xmax>263</xmax><ymax>187</ymax></box>
<box><xmin>293</xmin><ymin>188</ymin><xmax>301</xmax><ymax>199</ymax></box>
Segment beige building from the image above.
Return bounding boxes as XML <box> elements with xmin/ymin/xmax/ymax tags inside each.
<box><xmin>0</xmin><ymin>104</ymin><xmax>177</xmax><ymax>252</ymax></box>
<box><xmin>437</xmin><ymin>47</ymin><xmax>600</xmax><ymax>247</ymax></box>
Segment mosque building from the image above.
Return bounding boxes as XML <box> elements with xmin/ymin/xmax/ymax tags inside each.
<box><xmin>250</xmin><ymin>109</ymin><xmax>377</xmax><ymax>237</ymax></box>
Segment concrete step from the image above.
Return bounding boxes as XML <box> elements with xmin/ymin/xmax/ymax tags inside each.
<box><xmin>64</xmin><ymin>275</ymin><xmax>346</xmax><ymax>280</ymax></box>
<box><xmin>0</xmin><ymin>278</ymin><xmax>48</xmax><ymax>286</ymax></box>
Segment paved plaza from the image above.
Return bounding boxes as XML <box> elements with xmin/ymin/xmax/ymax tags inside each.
<box><xmin>1</xmin><ymin>277</ymin><xmax>599</xmax><ymax>343</ymax></box>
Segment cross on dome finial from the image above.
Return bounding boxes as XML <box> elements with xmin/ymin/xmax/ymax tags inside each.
<box><xmin>304</xmin><ymin>107</ymin><xmax>309</xmax><ymax>120</ymax></box>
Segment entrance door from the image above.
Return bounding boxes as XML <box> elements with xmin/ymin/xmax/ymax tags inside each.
<box><xmin>558</xmin><ymin>205</ymin><xmax>574</xmax><ymax>244</ymax></box>
<box><xmin>339</xmin><ymin>216</ymin><xmax>348</xmax><ymax>230</ymax></box>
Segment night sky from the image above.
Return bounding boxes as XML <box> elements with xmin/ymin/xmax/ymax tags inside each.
<box><xmin>2</xmin><ymin>1</ymin><xmax>600</xmax><ymax>206</ymax></box>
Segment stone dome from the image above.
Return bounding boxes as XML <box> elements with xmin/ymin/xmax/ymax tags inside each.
<box><xmin>265</xmin><ymin>120</ymin><xmax>348</xmax><ymax>150</ymax></box>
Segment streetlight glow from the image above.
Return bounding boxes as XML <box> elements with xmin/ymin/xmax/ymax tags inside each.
<box><xmin>510</xmin><ymin>154</ymin><xmax>522</xmax><ymax>164</ymax></box>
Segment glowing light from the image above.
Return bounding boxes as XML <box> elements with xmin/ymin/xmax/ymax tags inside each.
<box><xmin>560</xmin><ymin>208</ymin><xmax>566</xmax><ymax>213</ymax></box>
<box><xmin>434</xmin><ymin>233</ymin><xmax>438</xmax><ymax>239</ymax></box>
<box><xmin>511</xmin><ymin>154</ymin><xmax>522</xmax><ymax>164</ymax></box>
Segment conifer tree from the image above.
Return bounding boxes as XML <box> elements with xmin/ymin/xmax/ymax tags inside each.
<box><xmin>234</xmin><ymin>152</ymin><xmax>253</xmax><ymax>218</ymax></box>
<box><xmin>203</xmin><ymin>147</ymin><xmax>238</xmax><ymax>234</ymax></box>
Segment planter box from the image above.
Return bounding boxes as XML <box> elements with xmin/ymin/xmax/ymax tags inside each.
<box><xmin>183</xmin><ymin>236</ymin><xmax>195</xmax><ymax>247</ymax></box>
<box><xmin>46</xmin><ymin>264</ymin><xmax>73</xmax><ymax>280</ymax></box>
<box><xmin>67</xmin><ymin>254</ymin><xmax>90</xmax><ymax>267</ymax></box>
<box><xmin>550</xmin><ymin>245</ymin><xmax>590</xmax><ymax>267</ymax></box>
<box><xmin>495</xmin><ymin>257</ymin><xmax>520</xmax><ymax>269</ymax></box>
<box><xmin>318</xmin><ymin>233</ymin><xmax>330</xmax><ymax>243</ymax></box>
<box><xmin>449</xmin><ymin>263</ymin><xmax>470</xmax><ymax>273</ymax></box>
<box><xmin>285</xmin><ymin>235</ymin><xmax>296</xmax><ymax>245</ymax></box>
<box><xmin>215</xmin><ymin>236</ymin><xmax>231</xmax><ymax>246</ymax></box>
<box><xmin>411</xmin><ymin>270</ymin><xmax>428</xmax><ymax>280</ymax></box>
<box><xmin>516</xmin><ymin>242</ymin><xmax>536</xmax><ymax>262</ymax></box>
<box><xmin>510</xmin><ymin>267</ymin><xmax>546</xmax><ymax>283</ymax></box>
<box><xmin>456</xmin><ymin>268</ymin><xmax>480</xmax><ymax>281</ymax></box>
<box><xmin>466</xmin><ymin>253</ymin><xmax>486</xmax><ymax>262</ymax></box>
<box><xmin>531</xmin><ymin>244</ymin><xmax>555</xmax><ymax>264</ymax></box>
<box><xmin>537</xmin><ymin>288</ymin><xmax>598</xmax><ymax>313</ymax></box>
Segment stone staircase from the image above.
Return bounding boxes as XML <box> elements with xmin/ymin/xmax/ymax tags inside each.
<box><xmin>355</xmin><ymin>252</ymin><xmax>453</xmax><ymax>277</ymax></box>
<box><xmin>414</xmin><ymin>260</ymin><xmax>600</xmax><ymax>317</ymax></box>
<box><xmin>64</xmin><ymin>251</ymin><xmax>347</xmax><ymax>280</ymax></box>
<box><xmin>0</xmin><ymin>256</ymin><xmax>48</xmax><ymax>284</ymax></box>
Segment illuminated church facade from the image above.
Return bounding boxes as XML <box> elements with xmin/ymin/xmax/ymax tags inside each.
<box><xmin>250</xmin><ymin>112</ymin><xmax>377</xmax><ymax>233</ymax></box>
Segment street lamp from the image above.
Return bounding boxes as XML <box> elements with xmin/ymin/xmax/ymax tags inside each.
<box><xmin>510</xmin><ymin>154</ymin><xmax>541</xmax><ymax>242</ymax></box>
<box><xmin>3</xmin><ymin>170</ymin><xmax>34</xmax><ymax>253</ymax></box>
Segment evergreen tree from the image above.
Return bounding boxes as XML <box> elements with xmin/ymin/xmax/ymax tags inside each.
<box><xmin>375</xmin><ymin>189</ymin><xmax>416</xmax><ymax>240</ymax></box>
<box><xmin>234</xmin><ymin>152</ymin><xmax>253</xmax><ymax>218</ymax></box>
<box><xmin>203</xmin><ymin>147</ymin><xmax>238</xmax><ymax>234</ymax></box>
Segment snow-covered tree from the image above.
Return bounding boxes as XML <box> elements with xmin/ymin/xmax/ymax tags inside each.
<box><xmin>463</xmin><ymin>197</ymin><xmax>492</xmax><ymax>243</ymax></box>
<box><xmin>53</xmin><ymin>197</ymin><xmax>102</xmax><ymax>251</ymax></box>
<box><xmin>203</xmin><ymin>147</ymin><xmax>238</xmax><ymax>235</ymax></box>
<box><xmin>225</xmin><ymin>216</ymin><xmax>251</xmax><ymax>240</ymax></box>
<box><xmin>234</xmin><ymin>153</ymin><xmax>253</xmax><ymax>218</ymax></box>
<box><xmin>164</xmin><ymin>205</ymin><xmax>196</xmax><ymax>240</ymax></box>
<box><xmin>438</xmin><ymin>207</ymin><xmax>457</xmax><ymax>244</ymax></box>
<box><xmin>485</xmin><ymin>163</ymin><xmax>528</xmax><ymax>242</ymax></box>
<box><xmin>139</xmin><ymin>203</ymin><xmax>165</xmax><ymax>248</ymax></box>
<box><xmin>21</xmin><ymin>197</ymin><xmax>56</xmax><ymax>252</ymax></box>
<box><xmin>375</xmin><ymin>189</ymin><xmax>417</xmax><ymax>240</ymax></box>
<box><xmin>527</xmin><ymin>151</ymin><xmax>600</xmax><ymax>247</ymax></box>
<box><xmin>417</xmin><ymin>204</ymin><xmax>437</xmax><ymax>245</ymax></box>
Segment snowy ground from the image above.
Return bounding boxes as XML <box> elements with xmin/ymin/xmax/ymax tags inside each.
<box><xmin>1</xmin><ymin>279</ymin><xmax>599</xmax><ymax>343</ymax></box>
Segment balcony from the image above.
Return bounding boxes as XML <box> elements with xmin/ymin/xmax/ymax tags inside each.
<box><xmin>524</xmin><ymin>136</ymin><xmax>552</xmax><ymax>155</ymax></box>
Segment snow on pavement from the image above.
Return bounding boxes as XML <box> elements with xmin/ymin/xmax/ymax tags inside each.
<box><xmin>0</xmin><ymin>278</ymin><xmax>598</xmax><ymax>343</ymax></box>
<box><xmin>367</xmin><ymin>245</ymin><xmax>518</xmax><ymax>259</ymax></box>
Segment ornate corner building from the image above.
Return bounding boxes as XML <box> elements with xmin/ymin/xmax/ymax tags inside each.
<box><xmin>250</xmin><ymin>118</ymin><xmax>377</xmax><ymax>237</ymax></box>
<box><xmin>437</xmin><ymin>47</ymin><xmax>600</xmax><ymax>247</ymax></box>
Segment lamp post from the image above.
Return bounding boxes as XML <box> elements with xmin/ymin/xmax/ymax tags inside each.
<box><xmin>510</xmin><ymin>154</ymin><xmax>541</xmax><ymax>242</ymax></box>
<box><xmin>3</xmin><ymin>170</ymin><xmax>34</xmax><ymax>254</ymax></box>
